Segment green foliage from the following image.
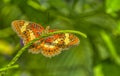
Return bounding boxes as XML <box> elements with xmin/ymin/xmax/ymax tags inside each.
<box><xmin>0</xmin><ymin>0</ymin><xmax>120</xmax><ymax>76</ymax></box>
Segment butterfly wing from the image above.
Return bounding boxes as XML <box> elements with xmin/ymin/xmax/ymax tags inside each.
<box><xmin>12</xmin><ymin>20</ymin><xmax>44</xmax><ymax>45</ymax></box>
<box><xmin>12</xmin><ymin>20</ymin><xmax>45</xmax><ymax>54</ymax></box>
<box><xmin>40</xmin><ymin>33</ymin><xmax>80</xmax><ymax>57</ymax></box>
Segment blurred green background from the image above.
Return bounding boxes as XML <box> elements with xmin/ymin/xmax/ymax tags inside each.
<box><xmin>0</xmin><ymin>0</ymin><xmax>120</xmax><ymax>76</ymax></box>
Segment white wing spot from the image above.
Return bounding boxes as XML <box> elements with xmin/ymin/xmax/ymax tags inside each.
<box><xmin>44</xmin><ymin>44</ymin><xmax>55</xmax><ymax>48</ymax></box>
<box><xmin>53</xmin><ymin>39</ymin><xmax>61</xmax><ymax>44</ymax></box>
<box><xmin>28</xmin><ymin>30</ymin><xmax>36</xmax><ymax>40</ymax></box>
<box><xmin>21</xmin><ymin>22</ymin><xmax>29</xmax><ymax>32</ymax></box>
<box><xmin>64</xmin><ymin>33</ymin><xmax>70</xmax><ymax>45</ymax></box>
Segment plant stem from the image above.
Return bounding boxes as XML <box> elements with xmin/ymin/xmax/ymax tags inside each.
<box><xmin>0</xmin><ymin>30</ymin><xmax>87</xmax><ymax>72</ymax></box>
<box><xmin>0</xmin><ymin>65</ymin><xmax>19</xmax><ymax>72</ymax></box>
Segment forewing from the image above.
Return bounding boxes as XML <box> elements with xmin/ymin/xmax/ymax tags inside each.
<box><xmin>11</xmin><ymin>20</ymin><xmax>44</xmax><ymax>44</ymax></box>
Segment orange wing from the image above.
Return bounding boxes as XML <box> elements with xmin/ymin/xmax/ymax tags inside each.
<box><xmin>12</xmin><ymin>20</ymin><xmax>44</xmax><ymax>44</ymax></box>
<box><xmin>40</xmin><ymin>33</ymin><xmax>80</xmax><ymax>57</ymax></box>
<box><xmin>12</xmin><ymin>20</ymin><xmax>45</xmax><ymax>54</ymax></box>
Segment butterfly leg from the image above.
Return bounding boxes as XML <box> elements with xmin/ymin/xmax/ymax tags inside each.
<box><xmin>45</xmin><ymin>26</ymin><xmax>50</xmax><ymax>33</ymax></box>
<box><xmin>42</xmin><ymin>26</ymin><xmax>50</xmax><ymax>34</ymax></box>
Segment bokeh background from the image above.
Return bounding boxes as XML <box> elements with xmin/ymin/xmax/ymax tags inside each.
<box><xmin>0</xmin><ymin>0</ymin><xmax>120</xmax><ymax>76</ymax></box>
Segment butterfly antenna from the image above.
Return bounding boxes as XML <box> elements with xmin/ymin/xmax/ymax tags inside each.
<box><xmin>46</xmin><ymin>11</ymin><xmax>50</xmax><ymax>32</ymax></box>
<box><xmin>47</xmin><ymin>11</ymin><xmax>50</xmax><ymax>25</ymax></box>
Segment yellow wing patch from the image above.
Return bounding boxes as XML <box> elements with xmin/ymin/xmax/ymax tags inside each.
<box><xmin>21</xmin><ymin>21</ymin><xmax>29</xmax><ymax>32</ymax></box>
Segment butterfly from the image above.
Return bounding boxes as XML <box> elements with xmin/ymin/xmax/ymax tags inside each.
<box><xmin>11</xmin><ymin>20</ymin><xmax>80</xmax><ymax>57</ymax></box>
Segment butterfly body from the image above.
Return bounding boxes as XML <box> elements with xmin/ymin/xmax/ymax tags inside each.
<box><xmin>12</xmin><ymin>20</ymin><xmax>80</xmax><ymax>57</ymax></box>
